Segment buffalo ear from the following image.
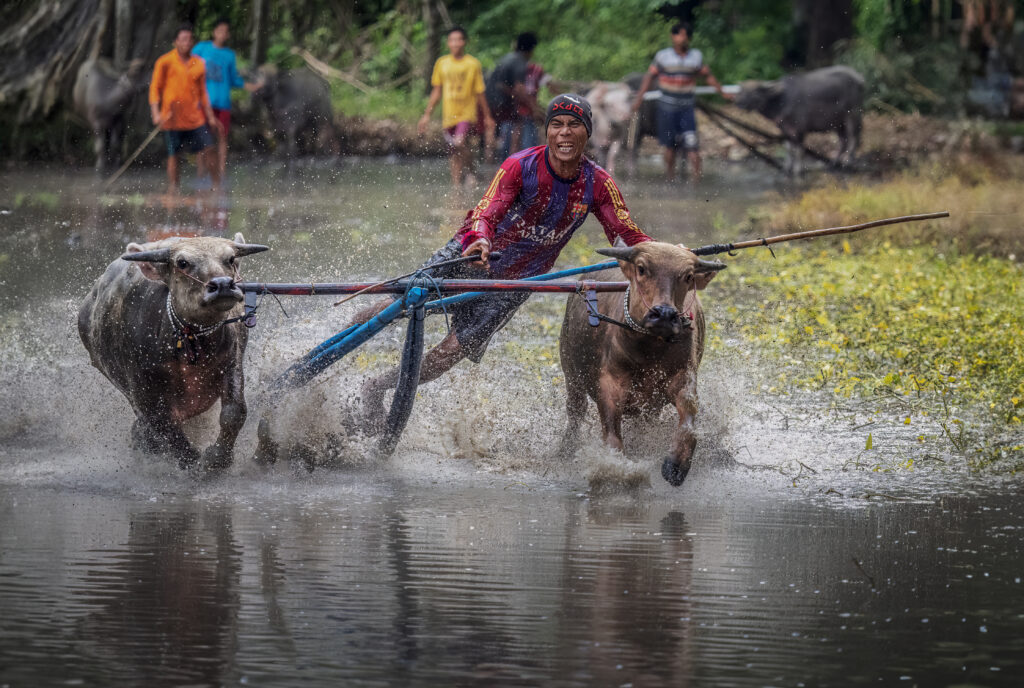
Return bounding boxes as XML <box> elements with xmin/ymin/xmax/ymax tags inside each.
<box><xmin>122</xmin><ymin>243</ymin><xmax>170</xmax><ymax>282</ymax></box>
<box><xmin>694</xmin><ymin>259</ymin><xmax>726</xmax><ymax>290</ymax></box>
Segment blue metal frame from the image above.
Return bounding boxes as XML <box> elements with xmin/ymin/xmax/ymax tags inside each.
<box><xmin>273</xmin><ymin>261</ymin><xmax>621</xmax><ymax>390</ymax></box>
<box><xmin>272</xmin><ymin>286</ymin><xmax>432</xmax><ymax>392</ymax></box>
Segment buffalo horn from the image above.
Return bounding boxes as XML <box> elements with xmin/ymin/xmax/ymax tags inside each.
<box><xmin>121</xmin><ymin>248</ymin><xmax>171</xmax><ymax>263</ymax></box>
<box><xmin>233</xmin><ymin>243</ymin><xmax>271</xmax><ymax>257</ymax></box>
<box><xmin>697</xmin><ymin>258</ymin><xmax>727</xmax><ymax>272</ymax></box>
<box><xmin>595</xmin><ymin>246</ymin><xmax>637</xmax><ymax>263</ymax></box>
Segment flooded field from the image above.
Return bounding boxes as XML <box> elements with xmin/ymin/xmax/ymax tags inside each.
<box><xmin>1</xmin><ymin>159</ymin><xmax>1022</xmax><ymax>686</ymax></box>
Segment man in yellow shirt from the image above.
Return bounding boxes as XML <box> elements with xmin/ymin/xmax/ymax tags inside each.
<box><xmin>149</xmin><ymin>25</ymin><xmax>223</xmax><ymax>195</ymax></box>
<box><xmin>418</xmin><ymin>26</ymin><xmax>495</xmax><ymax>189</ymax></box>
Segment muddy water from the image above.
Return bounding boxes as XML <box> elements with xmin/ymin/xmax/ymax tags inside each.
<box><xmin>1</xmin><ymin>160</ymin><xmax>1022</xmax><ymax>686</ymax></box>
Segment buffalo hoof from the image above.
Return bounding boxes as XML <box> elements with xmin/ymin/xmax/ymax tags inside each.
<box><xmin>177</xmin><ymin>448</ymin><xmax>200</xmax><ymax>470</ymax></box>
<box><xmin>252</xmin><ymin>418</ymin><xmax>279</xmax><ymax>466</ymax></box>
<box><xmin>201</xmin><ymin>445</ymin><xmax>232</xmax><ymax>474</ymax></box>
<box><xmin>131</xmin><ymin>420</ymin><xmax>162</xmax><ymax>454</ymax></box>
<box><xmin>661</xmin><ymin>457</ymin><xmax>690</xmax><ymax>486</ymax></box>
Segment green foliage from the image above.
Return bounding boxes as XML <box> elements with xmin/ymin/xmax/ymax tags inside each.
<box><xmin>720</xmin><ymin>169</ymin><xmax>1024</xmax><ymax>472</ymax></box>
<box><xmin>466</xmin><ymin>0</ymin><xmax>676</xmax><ymax>80</ymax></box>
<box><xmin>837</xmin><ymin>37</ymin><xmax>965</xmax><ymax>114</ymax></box>
<box><xmin>691</xmin><ymin>1</ymin><xmax>790</xmax><ymax>83</ymax></box>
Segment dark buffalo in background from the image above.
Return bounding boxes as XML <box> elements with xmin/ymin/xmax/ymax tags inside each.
<box><xmin>72</xmin><ymin>58</ymin><xmax>148</xmax><ymax>173</ymax></box>
<box><xmin>735</xmin><ymin>65</ymin><xmax>865</xmax><ymax>176</ymax></box>
<box><xmin>254</xmin><ymin>66</ymin><xmax>338</xmax><ymax>159</ymax></box>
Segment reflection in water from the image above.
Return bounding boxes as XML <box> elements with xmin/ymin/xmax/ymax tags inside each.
<box><xmin>74</xmin><ymin>506</ymin><xmax>241</xmax><ymax>686</ymax></box>
<box><xmin>0</xmin><ymin>483</ymin><xmax>1023</xmax><ymax>686</ymax></box>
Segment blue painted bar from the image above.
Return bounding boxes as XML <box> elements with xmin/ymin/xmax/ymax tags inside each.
<box><xmin>300</xmin><ymin>322</ymin><xmax>361</xmax><ymax>363</ymax></box>
<box><xmin>280</xmin><ymin>287</ymin><xmax>431</xmax><ymax>389</ymax></box>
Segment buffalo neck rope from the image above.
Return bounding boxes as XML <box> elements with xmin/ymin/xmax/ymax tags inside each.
<box><xmin>579</xmin><ymin>281</ymin><xmax>697</xmax><ymax>342</ymax></box>
<box><xmin>166</xmin><ymin>293</ymin><xmax>225</xmax><ymax>363</ymax></box>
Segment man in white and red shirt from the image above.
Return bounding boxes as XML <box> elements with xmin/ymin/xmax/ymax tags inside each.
<box><xmin>632</xmin><ymin>22</ymin><xmax>730</xmax><ymax>182</ymax></box>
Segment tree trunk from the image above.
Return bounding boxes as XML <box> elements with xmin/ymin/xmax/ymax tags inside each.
<box><xmin>423</xmin><ymin>0</ymin><xmax>439</xmax><ymax>94</ymax></box>
<box><xmin>114</xmin><ymin>0</ymin><xmax>132</xmax><ymax>68</ymax></box>
<box><xmin>793</xmin><ymin>0</ymin><xmax>854</xmax><ymax>67</ymax></box>
<box><xmin>251</xmin><ymin>0</ymin><xmax>269</xmax><ymax>66</ymax></box>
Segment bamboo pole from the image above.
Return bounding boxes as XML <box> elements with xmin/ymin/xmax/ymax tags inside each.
<box><xmin>102</xmin><ymin>123</ymin><xmax>162</xmax><ymax>190</ymax></box>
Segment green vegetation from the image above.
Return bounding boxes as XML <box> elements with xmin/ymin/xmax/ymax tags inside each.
<box><xmin>715</xmin><ymin>166</ymin><xmax>1024</xmax><ymax>473</ymax></box>
<box><xmin>204</xmin><ymin>0</ymin><xmax>1004</xmax><ymax>123</ymax></box>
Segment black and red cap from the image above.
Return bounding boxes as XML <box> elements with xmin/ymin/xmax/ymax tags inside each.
<box><xmin>545</xmin><ymin>94</ymin><xmax>592</xmax><ymax>136</ymax></box>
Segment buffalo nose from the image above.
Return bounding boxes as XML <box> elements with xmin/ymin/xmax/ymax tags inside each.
<box><xmin>648</xmin><ymin>304</ymin><xmax>678</xmax><ymax>322</ymax></box>
<box><xmin>207</xmin><ymin>276</ymin><xmax>235</xmax><ymax>294</ymax></box>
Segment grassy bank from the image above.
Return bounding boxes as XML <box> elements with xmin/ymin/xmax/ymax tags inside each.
<box><xmin>719</xmin><ymin>163</ymin><xmax>1024</xmax><ymax>472</ymax></box>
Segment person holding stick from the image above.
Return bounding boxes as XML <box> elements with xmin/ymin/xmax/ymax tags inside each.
<box><xmin>149</xmin><ymin>24</ymin><xmax>222</xmax><ymax>195</ymax></box>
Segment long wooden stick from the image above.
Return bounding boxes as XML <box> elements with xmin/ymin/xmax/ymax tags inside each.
<box><xmin>691</xmin><ymin>212</ymin><xmax>951</xmax><ymax>256</ymax></box>
<box><xmin>103</xmin><ymin>124</ymin><xmax>162</xmax><ymax>190</ymax></box>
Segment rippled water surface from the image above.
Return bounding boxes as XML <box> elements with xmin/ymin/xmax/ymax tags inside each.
<box><xmin>1</xmin><ymin>160</ymin><xmax>1022</xmax><ymax>686</ymax></box>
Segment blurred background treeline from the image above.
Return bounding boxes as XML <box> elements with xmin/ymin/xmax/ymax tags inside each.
<box><xmin>2</xmin><ymin>0</ymin><xmax>1023</xmax><ymax>160</ymax></box>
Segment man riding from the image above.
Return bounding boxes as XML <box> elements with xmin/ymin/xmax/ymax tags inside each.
<box><xmin>354</xmin><ymin>94</ymin><xmax>662</xmax><ymax>430</ymax></box>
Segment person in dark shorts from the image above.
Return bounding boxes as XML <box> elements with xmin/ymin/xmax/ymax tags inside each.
<box><xmin>631</xmin><ymin>22</ymin><xmax>731</xmax><ymax>181</ymax></box>
<box><xmin>352</xmin><ymin>94</ymin><xmax>673</xmax><ymax>432</ymax></box>
<box><xmin>149</xmin><ymin>24</ymin><xmax>222</xmax><ymax>194</ymax></box>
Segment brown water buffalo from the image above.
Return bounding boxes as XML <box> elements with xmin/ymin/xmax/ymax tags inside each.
<box><xmin>78</xmin><ymin>234</ymin><xmax>269</xmax><ymax>471</ymax></box>
<box><xmin>734</xmin><ymin>65</ymin><xmax>864</xmax><ymax>176</ymax></box>
<box><xmin>559</xmin><ymin>241</ymin><xmax>725</xmax><ymax>486</ymax></box>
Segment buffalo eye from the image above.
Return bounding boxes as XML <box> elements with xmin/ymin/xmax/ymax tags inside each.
<box><xmin>226</xmin><ymin>256</ymin><xmax>235</xmax><ymax>266</ymax></box>
<box><xmin>636</xmin><ymin>264</ymin><xmax>646</xmax><ymax>276</ymax></box>
<box><xmin>176</xmin><ymin>258</ymin><xmax>189</xmax><ymax>270</ymax></box>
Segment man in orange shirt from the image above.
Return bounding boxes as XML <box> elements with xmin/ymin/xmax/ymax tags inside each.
<box><xmin>149</xmin><ymin>25</ymin><xmax>223</xmax><ymax>194</ymax></box>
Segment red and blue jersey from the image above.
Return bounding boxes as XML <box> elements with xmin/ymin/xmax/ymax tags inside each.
<box><xmin>455</xmin><ymin>146</ymin><xmax>652</xmax><ymax>278</ymax></box>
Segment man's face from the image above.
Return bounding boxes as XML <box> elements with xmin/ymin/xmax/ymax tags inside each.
<box><xmin>174</xmin><ymin>30</ymin><xmax>194</xmax><ymax>54</ymax></box>
<box><xmin>447</xmin><ymin>31</ymin><xmax>467</xmax><ymax>55</ymax></box>
<box><xmin>546</xmin><ymin>114</ymin><xmax>588</xmax><ymax>166</ymax></box>
<box><xmin>672</xmin><ymin>28</ymin><xmax>690</xmax><ymax>51</ymax></box>
<box><xmin>213</xmin><ymin>23</ymin><xmax>230</xmax><ymax>44</ymax></box>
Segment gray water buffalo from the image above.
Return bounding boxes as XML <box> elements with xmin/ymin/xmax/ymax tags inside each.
<box><xmin>255</xmin><ymin>66</ymin><xmax>337</xmax><ymax>158</ymax></box>
<box><xmin>735</xmin><ymin>65</ymin><xmax>864</xmax><ymax>176</ymax></box>
<box><xmin>559</xmin><ymin>241</ymin><xmax>725</xmax><ymax>486</ymax></box>
<box><xmin>72</xmin><ymin>58</ymin><xmax>148</xmax><ymax>173</ymax></box>
<box><xmin>78</xmin><ymin>234</ymin><xmax>269</xmax><ymax>471</ymax></box>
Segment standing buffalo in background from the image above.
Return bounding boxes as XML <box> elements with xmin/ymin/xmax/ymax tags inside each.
<box><xmin>72</xmin><ymin>58</ymin><xmax>148</xmax><ymax>173</ymax></box>
<box><xmin>559</xmin><ymin>241</ymin><xmax>726</xmax><ymax>486</ymax></box>
<box><xmin>255</xmin><ymin>66</ymin><xmax>338</xmax><ymax>159</ymax></box>
<box><xmin>585</xmin><ymin>73</ymin><xmax>658</xmax><ymax>176</ymax></box>
<box><xmin>78</xmin><ymin>235</ymin><xmax>269</xmax><ymax>472</ymax></box>
<box><xmin>735</xmin><ymin>65</ymin><xmax>864</xmax><ymax>176</ymax></box>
